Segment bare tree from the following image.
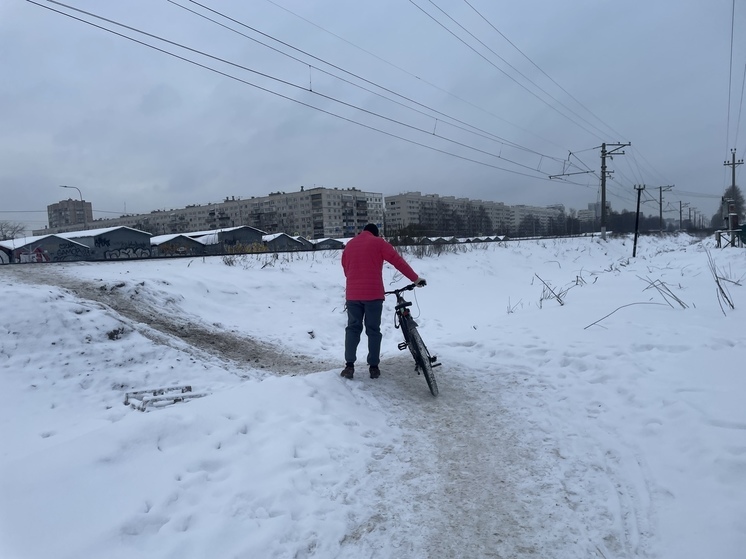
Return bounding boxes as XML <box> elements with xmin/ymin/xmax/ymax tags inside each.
<box><xmin>0</xmin><ymin>221</ymin><xmax>26</xmax><ymax>240</ymax></box>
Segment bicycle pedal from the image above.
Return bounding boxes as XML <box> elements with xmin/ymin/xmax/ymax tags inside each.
<box><xmin>429</xmin><ymin>355</ymin><xmax>438</xmax><ymax>363</ymax></box>
<box><xmin>397</xmin><ymin>342</ymin><xmax>408</xmax><ymax>351</ymax></box>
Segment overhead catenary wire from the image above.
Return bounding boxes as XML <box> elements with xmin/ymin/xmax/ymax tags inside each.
<box><xmin>265</xmin><ymin>0</ymin><xmax>672</xmax><ymax>203</ymax></box>
<box><xmin>459</xmin><ymin>0</ymin><xmax>626</xmax><ymax>142</ymax></box>
<box><xmin>722</xmin><ymin>0</ymin><xmax>744</xmax><ymax>194</ymax></box>
<box><xmin>37</xmin><ymin>0</ymin><xmax>531</xmax><ymax>171</ymax></box>
<box><xmin>607</xmin><ymin>190</ymin><xmax>639</xmax><ymax>207</ymax></box>
<box><xmin>725</xmin><ymin>0</ymin><xmax>736</xmax><ymax>155</ymax></box>
<box><xmin>566</xmin><ymin>148</ymin><xmax>598</xmax><ymax>174</ymax></box>
<box><xmin>38</xmin><ymin>0</ymin><xmax>591</xmax><ymax>179</ymax></box>
<box><xmin>734</xmin><ymin>62</ymin><xmax>746</xmax><ymax>150</ymax></box>
<box><xmin>410</xmin><ymin>0</ymin><xmax>699</xmax><ymax>210</ymax></box>
<box><xmin>553</xmin><ymin>145</ymin><xmax>662</xmax><ymax>208</ymax></box>
<box><xmin>168</xmin><ymin>0</ymin><xmax>554</xmax><ymax>161</ymax></box>
<box><xmin>175</xmin><ymin>0</ymin><xmax>639</xmax><ymax>194</ymax></box>
<box><xmin>445</xmin><ymin>0</ymin><xmax>716</xmax><ymax>205</ymax></box>
<box><xmin>627</xmin><ymin>147</ymin><xmax>675</xmax><ymax>189</ymax></box>
<box><xmin>626</xmin><ymin>153</ymin><xmax>649</xmax><ymax>186</ymax></box>
<box><xmin>674</xmin><ymin>189</ymin><xmax>725</xmax><ymax>199</ymax></box>
<box><xmin>561</xmin><ymin>143</ymin><xmax>668</xmax><ymax>209</ymax></box>
<box><xmin>605</xmin><ymin>173</ymin><xmax>642</xmax><ymax>206</ymax></box>
<box><xmin>27</xmin><ymin>0</ymin><xmax>717</xmax><ymax>211</ymax></box>
<box><xmin>30</xmin><ymin>0</ymin><xmax>583</xmax><ymax>184</ymax></box>
<box><xmin>408</xmin><ymin>0</ymin><xmax>613</xmax><ymax>142</ymax></box>
<box><xmin>260</xmin><ymin>0</ymin><xmax>568</xmax><ymax>151</ymax></box>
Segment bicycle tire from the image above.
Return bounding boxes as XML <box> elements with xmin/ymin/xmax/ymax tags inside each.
<box><xmin>403</xmin><ymin>317</ymin><xmax>439</xmax><ymax>396</ymax></box>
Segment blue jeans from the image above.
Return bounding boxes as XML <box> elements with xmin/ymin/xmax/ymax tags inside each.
<box><xmin>344</xmin><ymin>300</ymin><xmax>384</xmax><ymax>367</ymax></box>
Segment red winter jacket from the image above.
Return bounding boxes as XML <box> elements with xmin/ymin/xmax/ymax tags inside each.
<box><xmin>342</xmin><ymin>231</ymin><xmax>419</xmax><ymax>300</ymax></box>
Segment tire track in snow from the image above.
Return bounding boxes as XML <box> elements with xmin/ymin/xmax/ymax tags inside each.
<box><xmin>3</xmin><ymin>265</ymin><xmax>336</xmax><ymax>376</ymax></box>
<box><xmin>351</xmin><ymin>354</ymin><xmax>649</xmax><ymax>558</ymax></box>
<box><xmin>5</xmin><ymin>265</ymin><xmax>655</xmax><ymax>557</ymax></box>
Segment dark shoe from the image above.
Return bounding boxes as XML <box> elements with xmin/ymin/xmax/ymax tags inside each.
<box><xmin>369</xmin><ymin>365</ymin><xmax>380</xmax><ymax>379</ymax></box>
<box><xmin>340</xmin><ymin>364</ymin><xmax>354</xmax><ymax>379</ymax></box>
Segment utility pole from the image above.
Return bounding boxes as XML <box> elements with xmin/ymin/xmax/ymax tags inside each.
<box><xmin>633</xmin><ymin>184</ymin><xmax>645</xmax><ymax>257</ymax></box>
<box><xmin>600</xmin><ymin>142</ymin><xmax>631</xmax><ymax>240</ymax></box>
<box><xmin>657</xmin><ymin>185</ymin><xmax>674</xmax><ymax>232</ymax></box>
<box><xmin>679</xmin><ymin>201</ymin><xmax>689</xmax><ymax>231</ymax></box>
<box><xmin>724</xmin><ymin>149</ymin><xmax>744</xmax><ymax>195</ymax></box>
<box><xmin>723</xmin><ymin>149</ymin><xmax>743</xmax><ymax>235</ymax></box>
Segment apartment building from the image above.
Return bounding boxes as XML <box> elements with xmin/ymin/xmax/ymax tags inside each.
<box><xmin>577</xmin><ymin>202</ymin><xmax>610</xmax><ymax>223</ymax></box>
<box><xmin>38</xmin><ymin>187</ymin><xmax>383</xmax><ymax>239</ymax></box>
<box><xmin>510</xmin><ymin>204</ymin><xmax>565</xmax><ymax>233</ymax></box>
<box><xmin>235</xmin><ymin>186</ymin><xmax>383</xmax><ymax>239</ymax></box>
<box><xmin>38</xmin><ymin>187</ymin><xmax>578</xmax><ymax>239</ymax></box>
<box><xmin>385</xmin><ymin>192</ymin><xmax>512</xmax><ymax>236</ymax></box>
<box><xmin>47</xmin><ymin>198</ymin><xmax>93</xmax><ymax>229</ymax></box>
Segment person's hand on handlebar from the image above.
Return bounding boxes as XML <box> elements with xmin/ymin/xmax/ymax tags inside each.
<box><xmin>415</xmin><ymin>277</ymin><xmax>427</xmax><ymax>287</ymax></box>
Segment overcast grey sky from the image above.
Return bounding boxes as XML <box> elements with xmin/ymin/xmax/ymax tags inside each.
<box><xmin>2</xmin><ymin>0</ymin><xmax>745</xmax><ymax>232</ymax></box>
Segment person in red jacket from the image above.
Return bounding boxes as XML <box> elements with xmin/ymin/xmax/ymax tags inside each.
<box><xmin>340</xmin><ymin>223</ymin><xmax>426</xmax><ymax>379</ymax></box>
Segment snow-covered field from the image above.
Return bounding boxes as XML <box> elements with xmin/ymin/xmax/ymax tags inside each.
<box><xmin>1</xmin><ymin>234</ymin><xmax>744</xmax><ymax>558</ymax></box>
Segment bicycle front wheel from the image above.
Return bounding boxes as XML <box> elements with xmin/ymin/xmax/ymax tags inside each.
<box><xmin>405</xmin><ymin>319</ymin><xmax>438</xmax><ymax>396</ymax></box>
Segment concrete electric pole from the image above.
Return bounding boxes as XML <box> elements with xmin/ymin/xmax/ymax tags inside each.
<box><xmin>679</xmin><ymin>201</ymin><xmax>689</xmax><ymax>231</ymax></box>
<box><xmin>724</xmin><ymin>149</ymin><xmax>743</xmax><ymax>195</ymax></box>
<box><xmin>657</xmin><ymin>185</ymin><xmax>674</xmax><ymax>232</ymax></box>
<box><xmin>633</xmin><ymin>184</ymin><xmax>645</xmax><ymax>257</ymax></box>
<box><xmin>600</xmin><ymin>142</ymin><xmax>631</xmax><ymax>239</ymax></box>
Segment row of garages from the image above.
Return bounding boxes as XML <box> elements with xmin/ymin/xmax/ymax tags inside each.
<box><xmin>0</xmin><ymin>226</ymin><xmax>348</xmax><ymax>264</ymax></box>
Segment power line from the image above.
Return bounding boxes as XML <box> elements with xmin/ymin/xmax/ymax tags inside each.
<box><xmin>604</xmin><ymin>165</ymin><xmax>640</xmax><ymax>206</ymax></box>
<box><xmin>735</xmin><ymin>62</ymin><xmax>746</xmax><ymax>149</ymax></box>
<box><xmin>459</xmin><ymin>0</ymin><xmax>626</xmax><ymax>141</ymax></box>
<box><xmin>28</xmin><ymin>0</ymin><xmax>681</xmax><ymax>210</ymax></box>
<box><xmin>41</xmin><ymin>0</ymin><xmax>585</xmax><ymax>176</ymax></box>
<box><xmin>30</xmin><ymin>0</ymin><xmax>574</xmax><ymax>182</ymax></box>
<box><xmin>725</xmin><ymin>0</ymin><xmax>739</xmax><ymax>156</ymax></box>
<box><xmin>260</xmin><ymin>0</ymin><xmax>568</xmax><ymax>151</ymax></box>
<box><xmin>671</xmin><ymin>189</ymin><xmax>722</xmax><ymax>199</ymax></box>
<box><xmin>612</xmin><ymin>156</ymin><xmax>643</xmax><ymax>188</ymax></box>
<box><xmin>168</xmin><ymin>0</ymin><xmax>554</xmax><ymax>160</ymax></box>
<box><xmin>628</xmin><ymin>147</ymin><xmax>673</xmax><ymax>187</ymax></box>
<box><xmin>408</xmin><ymin>0</ymin><xmax>609</xmax><ymax>141</ymax></box>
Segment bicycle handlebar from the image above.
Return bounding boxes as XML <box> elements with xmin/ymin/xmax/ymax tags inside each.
<box><xmin>384</xmin><ymin>283</ymin><xmax>421</xmax><ymax>296</ymax></box>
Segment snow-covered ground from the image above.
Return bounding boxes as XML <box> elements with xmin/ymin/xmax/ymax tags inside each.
<box><xmin>1</xmin><ymin>234</ymin><xmax>744</xmax><ymax>558</ymax></box>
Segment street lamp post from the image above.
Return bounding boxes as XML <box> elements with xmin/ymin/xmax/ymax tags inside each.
<box><xmin>59</xmin><ymin>185</ymin><xmax>86</xmax><ymax>230</ymax></box>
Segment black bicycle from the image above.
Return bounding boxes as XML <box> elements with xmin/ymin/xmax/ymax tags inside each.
<box><xmin>385</xmin><ymin>283</ymin><xmax>440</xmax><ymax>396</ymax></box>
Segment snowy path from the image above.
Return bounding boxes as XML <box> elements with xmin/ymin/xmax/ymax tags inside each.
<box><xmin>1</xmin><ymin>264</ymin><xmax>337</xmax><ymax>376</ymax></box>
<box><xmin>2</xmin><ymin>263</ymin><xmax>649</xmax><ymax>558</ymax></box>
<box><xmin>355</xmin><ymin>354</ymin><xmax>653</xmax><ymax>559</ymax></box>
<box><xmin>6</xmin><ymin>239</ymin><xmax>746</xmax><ymax>558</ymax></box>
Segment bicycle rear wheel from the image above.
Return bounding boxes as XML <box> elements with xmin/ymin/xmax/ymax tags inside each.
<box><xmin>404</xmin><ymin>318</ymin><xmax>438</xmax><ymax>396</ymax></box>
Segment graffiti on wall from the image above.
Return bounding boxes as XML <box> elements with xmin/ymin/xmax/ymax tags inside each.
<box><xmin>11</xmin><ymin>243</ymin><xmax>89</xmax><ymax>263</ymax></box>
<box><xmin>104</xmin><ymin>247</ymin><xmax>151</xmax><ymax>259</ymax></box>
<box><xmin>54</xmin><ymin>242</ymin><xmax>90</xmax><ymax>261</ymax></box>
<box><xmin>93</xmin><ymin>235</ymin><xmax>151</xmax><ymax>259</ymax></box>
<box><xmin>17</xmin><ymin>247</ymin><xmax>51</xmax><ymax>263</ymax></box>
<box><xmin>157</xmin><ymin>244</ymin><xmax>201</xmax><ymax>257</ymax></box>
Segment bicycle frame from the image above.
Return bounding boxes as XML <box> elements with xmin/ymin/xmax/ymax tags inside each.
<box><xmin>385</xmin><ymin>283</ymin><xmax>440</xmax><ymax>396</ymax></box>
<box><xmin>389</xmin><ymin>284</ymin><xmax>417</xmax><ymax>334</ymax></box>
